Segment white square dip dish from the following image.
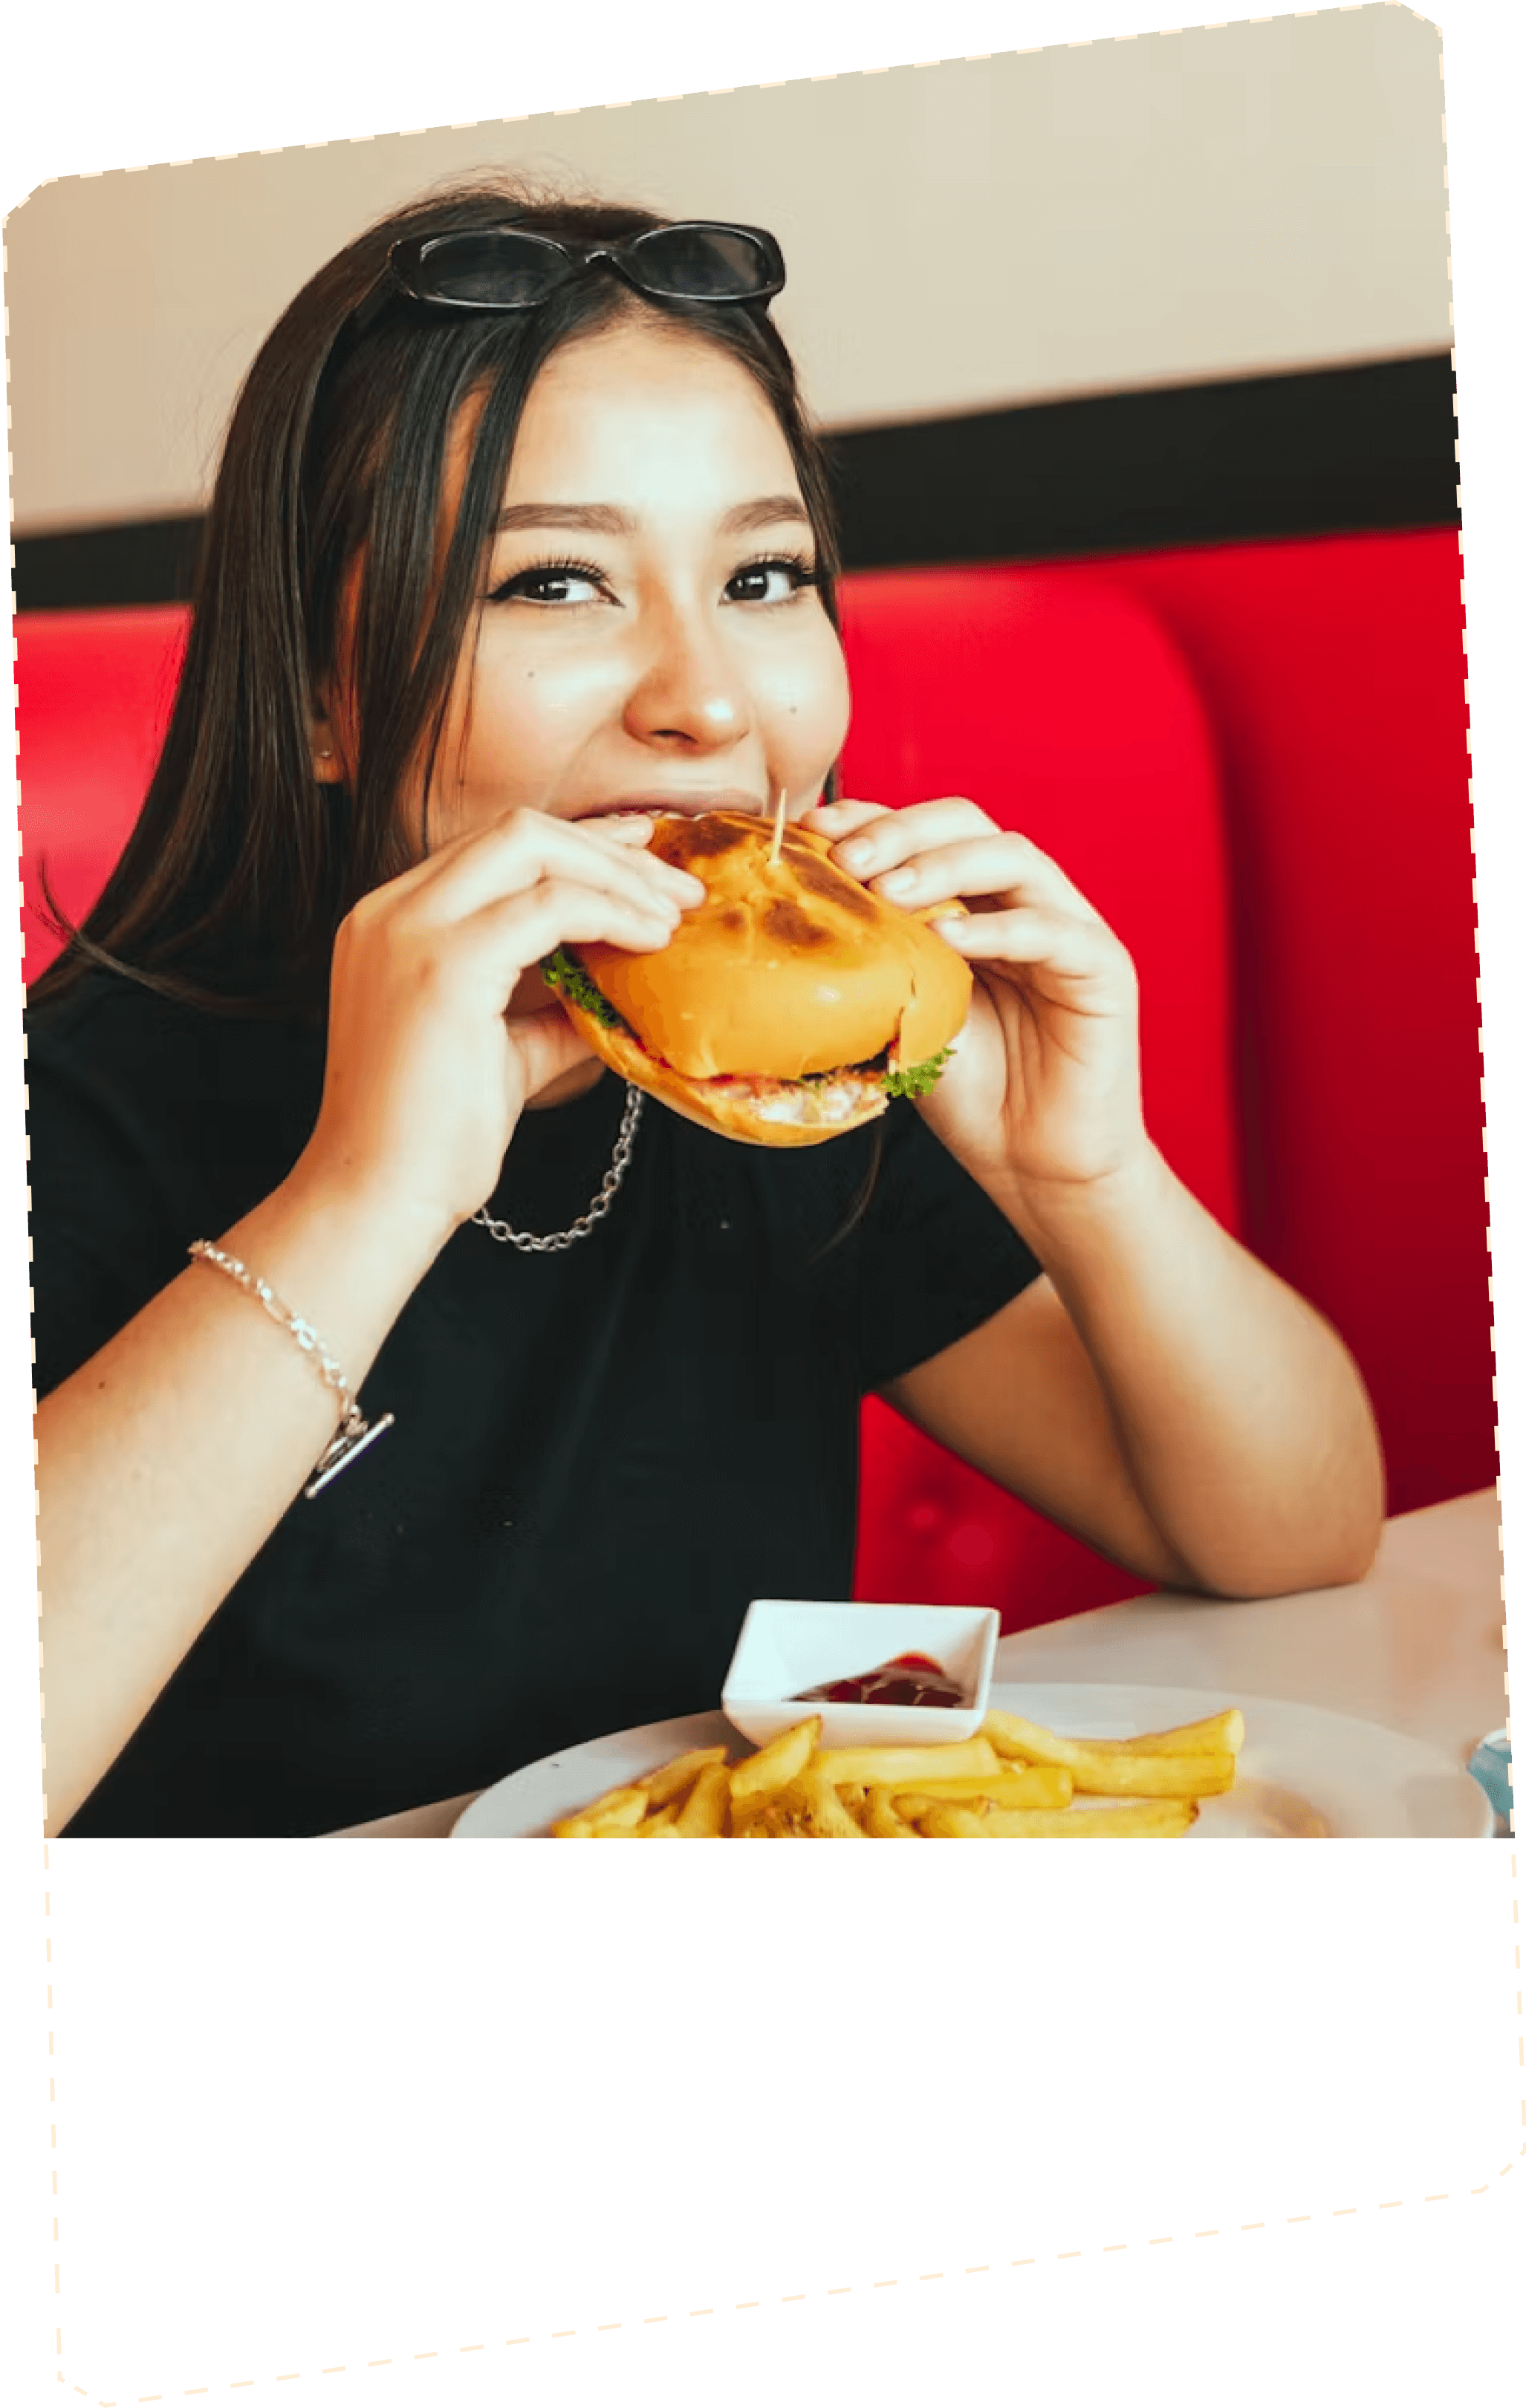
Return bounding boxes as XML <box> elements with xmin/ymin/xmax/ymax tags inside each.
<box><xmin>721</xmin><ymin>1599</ymin><xmax>999</xmax><ymax>1749</ymax></box>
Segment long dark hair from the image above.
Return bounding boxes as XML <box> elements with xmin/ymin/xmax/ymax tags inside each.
<box><xmin>34</xmin><ymin>177</ymin><xmax>845</xmax><ymax>1017</ymax></box>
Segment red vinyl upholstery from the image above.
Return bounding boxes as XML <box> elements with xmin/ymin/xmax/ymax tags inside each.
<box><xmin>17</xmin><ymin>604</ymin><xmax>187</xmax><ymax>979</ymax></box>
<box><xmin>1091</xmin><ymin>534</ymin><xmax>1488</xmax><ymax>1530</ymax></box>
<box><xmin>838</xmin><ymin>567</ymin><xmax>1241</xmax><ymax>1621</ymax></box>
<box><xmin>13</xmin><ymin>526</ymin><xmax>1490</xmax><ymax>1631</ymax></box>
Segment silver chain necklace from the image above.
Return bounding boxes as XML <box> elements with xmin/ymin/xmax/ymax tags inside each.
<box><xmin>473</xmin><ymin>1083</ymin><xmax>646</xmax><ymax>1254</ymax></box>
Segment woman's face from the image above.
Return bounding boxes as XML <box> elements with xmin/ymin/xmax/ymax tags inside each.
<box><xmin>420</xmin><ymin>316</ymin><xmax>851</xmax><ymax>847</ymax></box>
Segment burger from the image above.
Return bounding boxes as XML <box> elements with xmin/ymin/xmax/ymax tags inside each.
<box><xmin>542</xmin><ymin>810</ymin><xmax>973</xmax><ymax>1146</ymax></box>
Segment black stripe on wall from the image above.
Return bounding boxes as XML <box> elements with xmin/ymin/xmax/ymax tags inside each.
<box><xmin>13</xmin><ymin>351</ymin><xmax>1458</xmax><ymax>613</ymax></box>
<box><xmin>13</xmin><ymin>513</ymin><xmax>207</xmax><ymax>614</ymax></box>
<box><xmin>824</xmin><ymin>351</ymin><xmax>1459</xmax><ymax>570</ymax></box>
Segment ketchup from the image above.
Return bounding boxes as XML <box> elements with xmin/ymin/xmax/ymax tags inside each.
<box><xmin>793</xmin><ymin>1650</ymin><xmax>966</xmax><ymax>1709</ymax></box>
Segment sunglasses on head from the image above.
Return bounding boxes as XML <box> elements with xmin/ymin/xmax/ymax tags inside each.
<box><xmin>349</xmin><ymin>219</ymin><xmax>786</xmax><ymax>339</ymax></box>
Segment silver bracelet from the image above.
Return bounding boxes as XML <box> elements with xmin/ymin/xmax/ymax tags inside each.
<box><xmin>188</xmin><ymin>1240</ymin><xmax>395</xmax><ymax>1499</ymax></box>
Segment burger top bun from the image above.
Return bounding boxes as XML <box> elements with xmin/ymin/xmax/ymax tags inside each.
<box><xmin>575</xmin><ymin>810</ymin><xmax>973</xmax><ymax>1081</ymax></box>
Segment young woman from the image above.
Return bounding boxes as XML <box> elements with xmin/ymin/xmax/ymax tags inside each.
<box><xmin>28</xmin><ymin>183</ymin><xmax>1385</xmax><ymax>1838</ymax></box>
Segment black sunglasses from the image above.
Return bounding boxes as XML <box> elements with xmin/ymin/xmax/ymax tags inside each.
<box><xmin>350</xmin><ymin>219</ymin><xmax>786</xmax><ymax>339</ymax></box>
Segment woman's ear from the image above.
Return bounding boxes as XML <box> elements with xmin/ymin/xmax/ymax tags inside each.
<box><xmin>311</xmin><ymin>694</ymin><xmax>348</xmax><ymax>784</ymax></box>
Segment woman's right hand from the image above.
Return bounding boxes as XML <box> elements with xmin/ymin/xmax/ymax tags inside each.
<box><xmin>293</xmin><ymin>809</ymin><xmax>704</xmax><ymax>1255</ymax></box>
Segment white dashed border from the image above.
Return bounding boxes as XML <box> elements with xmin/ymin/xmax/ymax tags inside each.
<box><xmin>41</xmin><ymin>2147</ymin><xmax>1521</xmax><ymax>2408</ymax></box>
<box><xmin>0</xmin><ymin>7</ymin><xmax>1386</xmax><ymax>215</ymax></box>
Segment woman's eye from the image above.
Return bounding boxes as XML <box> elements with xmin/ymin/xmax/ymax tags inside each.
<box><xmin>726</xmin><ymin>556</ymin><xmax>819</xmax><ymax>605</ymax></box>
<box><xmin>488</xmin><ymin>562</ymin><xmax>607</xmax><ymax>606</ymax></box>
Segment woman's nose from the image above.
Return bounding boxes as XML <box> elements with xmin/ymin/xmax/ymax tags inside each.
<box><xmin>623</xmin><ymin>604</ymin><xmax>751</xmax><ymax>752</ymax></box>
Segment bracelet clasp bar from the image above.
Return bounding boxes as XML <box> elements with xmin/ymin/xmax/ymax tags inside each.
<box><xmin>304</xmin><ymin>1410</ymin><xmax>397</xmax><ymax>1500</ymax></box>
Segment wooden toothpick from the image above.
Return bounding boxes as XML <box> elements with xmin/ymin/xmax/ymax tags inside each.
<box><xmin>767</xmin><ymin>784</ymin><xmax>788</xmax><ymax>866</ymax></box>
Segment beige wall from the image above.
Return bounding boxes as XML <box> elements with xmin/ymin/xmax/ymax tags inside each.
<box><xmin>5</xmin><ymin>6</ymin><xmax>1450</xmax><ymax>535</ymax></box>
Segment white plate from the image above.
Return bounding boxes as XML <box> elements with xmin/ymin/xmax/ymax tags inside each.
<box><xmin>451</xmin><ymin>1682</ymin><xmax>1494</xmax><ymax>1839</ymax></box>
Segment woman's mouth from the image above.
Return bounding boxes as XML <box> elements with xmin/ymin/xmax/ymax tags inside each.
<box><xmin>580</xmin><ymin>790</ymin><xmax>769</xmax><ymax>821</ymax></box>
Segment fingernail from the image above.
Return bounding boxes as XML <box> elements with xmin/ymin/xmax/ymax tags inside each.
<box><xmin>879</xmin><ymin>867</ymin><xmax>915</xmax><ymax>897</ymax></box>
<box><xmin>840</xmin><ymin>839</ymin><xmax>872</xmax><ymax>868</ymax></box>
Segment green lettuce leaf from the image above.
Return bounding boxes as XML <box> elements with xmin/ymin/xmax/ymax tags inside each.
<box><xmin>541</xmin><ymin>947</ymin><xmax>627</xmax><ymax>1032</ymax></box>
<box><xmin>880</xmin><ymin>1046</ymin><xmax>953</xmax><ymax>1100</ymax></box>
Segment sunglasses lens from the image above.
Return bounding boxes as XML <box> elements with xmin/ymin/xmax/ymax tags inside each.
<box><xmin>631</xmin><ymin>226</ymin><xmax>775</xmax><ymax>298</ymax></box>
<box><xmin>381</xmin><ymin>221</ymin><xmax>783</xmax><ymax>320</ymax></box>
<box><xmin>412</xmin><ymin>230</ymin><xmax>569</xmax><ymax>308</ymax></box>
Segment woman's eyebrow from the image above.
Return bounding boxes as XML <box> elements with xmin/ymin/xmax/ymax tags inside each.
<box><xmin>495</xmin><ymin>502</ymin><xmax>629</xmax><ymax>535</ymax></box>
<box><xmin>494</xmin><ymin>495</ymin><xmax>811</xmax><ymax>536</ymax></box>
<box><xmin>721</xmin><ymin>495</ymin><xmax>813</xmax><ymax>535</ymax></box>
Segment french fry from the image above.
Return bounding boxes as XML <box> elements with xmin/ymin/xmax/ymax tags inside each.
<box><xmin>634</xmin><ymin>1803</ymin><xmax>681</xmax><ymax>1836</ymax></box>
<box><xmin>999</xmin><ymin>1798</ymin><xmax>1199</xmax><ymax>1838</ymax></box>
<box><xmin>729</xmin><ymin>1716</ymin><xmax>821</xmax><ymax>1809</ymax></box>
<box><xmin>811</xmin><ymin>1737</ymin><xmax>1004</xmax><ymax>1790</ymax></box>
<box><xmin>897</xmin><ymin>1794</ymin><xmax>989</xmax><ymax>1823</ymax></box>
<box><xmin>913</xmin><ymin>1805</ymin><xmax>991</xmax><ymax>1838</ymax></box>
<box><xmin>1065</xmin><ymin>1751</ymin><xmax>1236</xmax><ymax>1799</ymax></box>
<box><xmin>918</xmin><ymin>1800</ymin><xmax>1199</xmax><ymax>1838</ymax></box>
<box><xmin>1105</xmin><ymin>1709</ymin><xmax>1244</xmax><ymax>1758</ymax></box>
<box><xmin>982</xmin><ymin>1711</ymin><xmax>1235</xmax><ymax>1797</ymax></box>
<box><xmin>641</xmin><ymin>1744</ymin><xmax>729</xmax><ymax>1810</ymax></box>
<box><xmin>748</xmin><ymin>1785</ymin><xmax>805</xmax><ymax>1837</ymax></box>
<box><xmin>799</xmin><ymin>1771</ymin><xmax>867</xmax><ymax>1838</ymax></box>
<box><xmin>750</xmin><ymin>1769</ymin><xmax>866</xmax><ymax>1838</ymax></box>
<box><xmin>891</xmin><ymin>1767</ymin><xmax>1073</xmax><ymax>1812</ymax></box>
<box><xmin>673</xmin><ymin>1760</ymin><xmax>732</xmax><ymax>1838</ymax></box>
<box><xmin>984</xmin><ymin>1709</ymin><xmax>1102</xmax><ymax>1766</ymax></box>
<box><xmin>552</xmin><ymin>1783</ymin><xmax>649</xmax><ymax>1838</ymax></box>
<box><xmin>865</xmin><ymin>1787</ymin><xmax>922</xmax><ymax>1839</ymax></box>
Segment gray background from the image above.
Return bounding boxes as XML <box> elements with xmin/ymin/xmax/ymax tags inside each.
<box><xmin>2</xmin><ymin>0</ymin><xmax>1521</xmax><ymax>2398</ymax></box>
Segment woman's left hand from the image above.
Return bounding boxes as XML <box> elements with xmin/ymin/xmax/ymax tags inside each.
<box><xmin>802</xmin><ymin>797</ymin><xmax>1149</xmax><ymax>1204</ymax></box>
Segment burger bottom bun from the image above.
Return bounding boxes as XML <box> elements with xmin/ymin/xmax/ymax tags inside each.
<box><xmin>557</xmin><ymin>992</ymin><xmax>892</xmax><ymax>1149</ymax></box>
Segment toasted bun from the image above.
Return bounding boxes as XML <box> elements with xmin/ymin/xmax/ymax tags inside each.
<box><xmin>575</xmin><ymin>810</ymin><xmax>973</xmax><ymax>1089</ymax></box>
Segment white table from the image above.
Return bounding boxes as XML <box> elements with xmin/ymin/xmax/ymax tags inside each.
<box><xmin>996</xmin><ymin>1487</ymin><xmax>1507</xmax><ymax>1762</ymax></box>
<box><xmin>331</xmin><ymin>1488</ymin><xmax>1508</xmax><ymax>1837</ymax></box>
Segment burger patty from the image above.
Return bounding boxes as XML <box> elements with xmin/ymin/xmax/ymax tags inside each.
<box><xmin>723</xmin><ymin>1067</ymin><xmax>891</xmax><ymax>1127</ymax></box>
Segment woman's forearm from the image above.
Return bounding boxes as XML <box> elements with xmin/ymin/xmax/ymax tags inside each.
<box><xmin>36</xmin><ymin>1161</ymin><xmax>446</xmax><ymax>1835</ymax></box>
<box><xmin>999</xmin><ymin>1143</ymin><xmax>1386</xmax><ymax>1597</ymax></box>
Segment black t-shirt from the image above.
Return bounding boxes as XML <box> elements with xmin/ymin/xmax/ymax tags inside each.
<box><xmin>27</xmin><ymin>971</ymin><xmax>1041</xmax><ymax>1836</ymax></box>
